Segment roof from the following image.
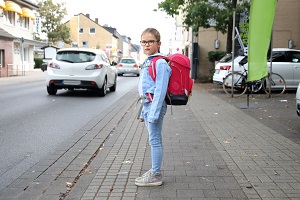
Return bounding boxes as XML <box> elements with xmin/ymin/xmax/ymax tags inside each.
<box><xmin>131</xmin><ymin>44</ymin><xmax>141</xmax><ymax>52</ymax></box>
<box><xmin>102</xmin><ymin>26</ymin><xmax>122</xmax><ymax>39</ymax></box>
<box><xmin>41</xmin><ymin>45</ymin><xmax>60</xmax><ymax>50</ymax></box>
<box><xmin>0</xmin><ymin>27</ymin><xmax>16</xmax><ymax>39</ymax></box>
<box><xmin>14</xmin><ymin>0</ymin><xmax>39</xmax><ymax>10</ymax></box>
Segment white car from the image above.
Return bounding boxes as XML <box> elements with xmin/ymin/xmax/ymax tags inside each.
<box><xmin>296</xmin><ymin>83</ymin><xmax>300</xmax><ymax>116</ymax></box>
<box><xmin>46</xmin><ymin>48</ymin><xmax>117</xmax><ymax>96</ymax></box>
<box><xmin>213</xmin><ymin>54</ymin><xmax>245</xmax><ymax>85</ymax></box>
<box><xmin>213</xmin><ymin>48</ymin><xmax>300</xmax><ymax>90</ymax></box>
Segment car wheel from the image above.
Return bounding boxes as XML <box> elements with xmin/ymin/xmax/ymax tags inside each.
<box><xmin>47</xmin><ymin>85</ymin><xmax>57</xmax><ymax>95</ymax></box>
<box><xmin>109</xmin><ymin>77</ymin><xmax>117</xmax><ymax>92</ymax></box>
<box><xmin>137</xmin><ymin>74</ymin><xmax>140</xmax><ymax>77</ymax></box>
<box><xmin>98</xmin><ymin>78</ymin><xmax>107</xmax><ymax>97</ymax></box>
<box><xmin>118</xmin><ymin>73</ymin><xmax>123</xmax><ymax>76</ymax></box>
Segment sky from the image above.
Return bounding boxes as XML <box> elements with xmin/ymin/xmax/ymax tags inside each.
<box><xmin>51</xmin><ymin>0</ymin><xmax>176</xmax><ymax>53</ymax></box>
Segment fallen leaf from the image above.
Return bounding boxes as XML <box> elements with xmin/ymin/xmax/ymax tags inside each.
<box><xmin>66</xmin><ymin>182</ymin><xmax>72</xmax><ymax>187</ymax></box>
<box><xmin>223</xmin><ymin>141</ymin><xmax>230</xmax><ymax>144</ymax></box>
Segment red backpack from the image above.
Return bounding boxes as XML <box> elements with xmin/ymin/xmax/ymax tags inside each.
<box><xmin>149</xmin><ymin>53</ymin><xmax>194</xmax><ymax>105</ymax></box>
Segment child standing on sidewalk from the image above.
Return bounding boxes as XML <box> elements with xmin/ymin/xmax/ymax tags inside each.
<box><xmin>135</xmin><ymin>28</ymin><xmax>171</xmax><ymax>187</ymax></box>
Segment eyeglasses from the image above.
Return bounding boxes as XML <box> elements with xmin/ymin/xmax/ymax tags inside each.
<box><xmin>140</xmin><ymin>40</ymin><xmax>158</xmax><ymax>46</ymax></box>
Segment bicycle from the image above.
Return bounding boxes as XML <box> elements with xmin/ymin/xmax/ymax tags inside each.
<box><xmin>262</xmin><ymin>72</ymin><xmax>286</xmax><ymax>95</ymax></box>
<box><xmin>222</xmin><ymin>57</ymin><xmax>286</xmax><ymax>97</ymax></box>
<box><xmin>222</xmin><ymin>57</ymin><xmax>263</xmax><ymax>97</ymax></box>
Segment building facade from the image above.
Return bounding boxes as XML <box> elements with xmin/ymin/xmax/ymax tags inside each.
<box><xmin>64</xmin><ymin>13</ymin><xmax>137</xmax><ymax>63</ymax></box>
<box><xmin>0</xmin><ymin>0</ymin><xmax>45</xmax><ymax>77</ymax></box>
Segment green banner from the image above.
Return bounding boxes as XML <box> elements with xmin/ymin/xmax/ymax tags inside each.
<box><xmin>247</xmin><ymin>0</ymin><xmax>277</xmax><ymax>82</ymax></box>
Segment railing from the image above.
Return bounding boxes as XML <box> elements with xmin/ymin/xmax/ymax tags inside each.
<box><xmin>7</xmin><ymin>64</ymin><xmax>26</xmax><ymax>77</ymax></box>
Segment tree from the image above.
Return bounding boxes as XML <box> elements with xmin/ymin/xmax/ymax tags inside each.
<box><xmin>157</xmin><ymin>0</ymin><xmax>250</xmax><ymax>53</ymax></box>
<box><xmin>36</xmin><ymin>0</ymin><xmax>71</xmax><ymax>44</ymax></box>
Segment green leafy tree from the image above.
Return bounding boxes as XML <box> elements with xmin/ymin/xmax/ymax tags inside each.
<box><xmin>36</xmin><ymin>0</ymin><xmax>71</xmax><ymax>44</ymax></box>
<box><xmin>157</xmin><ymin>0</ymin><xmax>250</xmax><ymax>53</ymax></box>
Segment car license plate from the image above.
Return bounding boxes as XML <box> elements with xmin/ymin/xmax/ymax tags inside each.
<box><xmin>63</xmin><ymin>80</ymin><xmax>81</xmax><ymax>85</ymax></box>
<box><xmin>126</xmin><ymin>69</ymin><xmax>131</xmax><ymax>72</ymax></box>
<box><xmin>215</xmin><ymin>69</ymin><xmax>220</xmax><ymax>74</ymax></box>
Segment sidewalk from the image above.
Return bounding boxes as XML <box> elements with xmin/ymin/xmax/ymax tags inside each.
<box><xmin>0</xmin><ymin>74</ymin><xmax>299</xmax><ymax>199</ymax></box>
<box><xmin>0</xmin><ymin>69</ymin><xmax>45</xmax><ymax>86</ymax></box>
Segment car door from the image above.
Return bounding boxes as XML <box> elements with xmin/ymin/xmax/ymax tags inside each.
<box><xmin>268</xmin><ymin>51</ymin><xmax>294</xmax><ymax>88</ymax></box>
<box><xmin>286</xmin><ymin>51</ymin><xmax>300</xmax><ymax>87</ymax></box>
<box><xmin>101</xmin><ymin>53</ymin><xmax>115</xmax><ymax>86</ymax></box>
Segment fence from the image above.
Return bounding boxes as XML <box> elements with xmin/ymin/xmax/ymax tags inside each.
<box><xmin>7</xmin><ymin>64</ymin><xmax>26</xmax><ymax>77</ymax></box>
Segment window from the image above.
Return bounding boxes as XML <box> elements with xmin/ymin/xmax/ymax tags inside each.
<box><xmin>121</xmin><ymin>59</ymin><xmax>136</xmax><ymax>64</ymax></box>
<box><xmin>5</xmin><ymin>10</ymin><xmax>16</xmax><ymax>26</ymax></box>
<box><xmin>23</xmin><ymin>48</ymin><xmax>29</xmax><ymax>62</ymax></box>
<box><xmin>270</xmin><ymin>52</ymin><xmax>287</xmax><ymax>62</ymax></box>
<box><xmin>56</xmin><ymin>51</ymin><xmax>96</xmax><ymax>63</ymax></box>
<box><xmin>20</xmin><ymin>17</ymin><xmax>29</xmax><ymax>29</ymax></box>
<box><xmin>79</xmin><ymin>28</ymin><xmax>83</xmax><ymax>33</ymax></box>
<box><xmin>0</xmin><ymin>50</ymin><xmax>3</xmax><ymax>68</ymax></box>
<box><xmin>82</xmin><ymin>41</ymin><xmax>88</xmax><ymax>48</ymax></box>
<box><xmin>288</xmin><ymin>51</ymin><xmax>300</xmax><ymax>63</ymax></box>
<box><xmin>89</xmin><ymin>28</ymin><xmax>95</xmax><ymax>34</ymax></box>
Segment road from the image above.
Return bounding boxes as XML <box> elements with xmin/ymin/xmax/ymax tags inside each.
<box><xmin>0</xmin><ymin>75</ymin><xmax>139</xmax><ymax>190</ymax></box>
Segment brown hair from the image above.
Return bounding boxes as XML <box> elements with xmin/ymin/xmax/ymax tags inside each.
<box><xmin>141</xmin><ymin>28</ymin><xmax>161</xmax><ymax>53</ymax></box>
<box><xmin>141</xmin><ymin>28</ymin><xmax>161</xmax><ymax>42</ymax></box>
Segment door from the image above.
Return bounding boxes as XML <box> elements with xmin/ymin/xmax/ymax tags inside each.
<box><xmin>269</xmin><ymin>51</ymin><xmax>294</xmax><ymax>88</ymax></box>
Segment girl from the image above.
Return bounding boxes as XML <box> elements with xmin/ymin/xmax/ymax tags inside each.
<box><xmin>135</xmin><ymin>28</ymin><xmax>171</xmax><ymax>186</ymax></box>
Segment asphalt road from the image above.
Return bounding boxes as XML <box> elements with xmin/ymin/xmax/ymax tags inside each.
<box><xmin>0</xmin><ymin>75</ymin><xmax>139</xmax><ymax>190</ymax></box>
<box><xmin>200</xmin><ymin>83</ymin><xmax>300</xmax><ymax>144</ymax></box>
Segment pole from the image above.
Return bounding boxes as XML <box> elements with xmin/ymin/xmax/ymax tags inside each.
<box><xmin>231</xmin><ymin>8</ymin><xmax>236</xmax><ymax>98</ymax></box>
<box><xmin>21</xmin><ymin>37</ymin><xmax>24</xmax><ymax>76</ymax></box>
<box><xmin>268</xmin><ymin>27</ymin><xmax>274</xmax><ymax>98</ymax></box>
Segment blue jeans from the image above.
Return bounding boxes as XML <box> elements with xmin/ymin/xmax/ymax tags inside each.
<box><xmin>144</xmin><ymin>102</ymin><xmax>167</xmax><ymax>173</ymax></box>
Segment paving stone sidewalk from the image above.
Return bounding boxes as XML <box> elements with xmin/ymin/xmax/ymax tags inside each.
<box><xmin>0</xmin><ymin>82</ymin><xmax>299</xmax><ymax>200</ymax></box>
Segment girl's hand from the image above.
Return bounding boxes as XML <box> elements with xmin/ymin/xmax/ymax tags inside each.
<box><xmin>139</xmin><ymin>118</ymin><xmax>145</xmax><ymax>122</ymax></box>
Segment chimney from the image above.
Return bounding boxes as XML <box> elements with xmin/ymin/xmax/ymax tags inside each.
<box><xmin>95</xmin><ymin>18</ymin><xmax>98</xmax><ymax>24</ymax></box>
<box><xmin>86</xmin><ymin>14</ymin><xmax>90</xmax><ymax>18</ymax></box>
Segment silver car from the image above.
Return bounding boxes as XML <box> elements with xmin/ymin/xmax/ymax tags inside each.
<box><xmin>46</xmin><ymin>48</ymin><xmax>117</xmax><ymax>97</ymax></box>
<box><xmin>117</xmin><ymin>58</ymin><xmax>140</xmax><ymax>76</ymax></box>
<box><xmin>213</xmin><ymin>48</ymin><xmax>300</xmax><ymax>90</ymax></box>
<box><xmin>296</xmin><ymin>83</ymin><xmax>300</xmax><ymax>116</ymax></box>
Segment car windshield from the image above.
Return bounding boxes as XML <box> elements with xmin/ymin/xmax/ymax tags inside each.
<box><xmin>56</xmin><ymin>51</ymin><xmax>96</xmax><ymax>63</ymax></box>
<box><xmin>121</xmin><ymin>59</ymin><xmax>136</xmax><ymax>64</ymax></box>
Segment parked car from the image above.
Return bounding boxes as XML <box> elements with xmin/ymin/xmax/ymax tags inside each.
<box><xmin>213</xmin><ymin>53</ymin><xmax>245</xmax><ymax>85</ymax></box>
<box><xmin>213</xmin><ymin>48</ymin><xmax>300</xmax><ymax>90</ymax></box>
<box><xmin>296</xmin><ymin>83</ymin><xmax>300</xmax><ymax>116</ymax></box>
<box><xmin>117</xmin><ymin>58</ymin><xmax>140</xmax><ymax>76</ymax></box>
<box><xmin>46</xmin><ymin>48</ymin><xmax>117</xmax><ymax>97</ymax></box>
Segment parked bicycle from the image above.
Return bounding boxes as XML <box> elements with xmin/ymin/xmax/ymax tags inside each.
<box><xmin>222</xmin><ymin>57</ymin><xmax>286</xmax><ymax>97</ymax></box>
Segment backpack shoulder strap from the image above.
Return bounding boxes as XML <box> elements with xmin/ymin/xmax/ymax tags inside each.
<box><xmin>148</xmin><ymin>56</ymin><xmax>167</xmax><ymax>81</ymax></box>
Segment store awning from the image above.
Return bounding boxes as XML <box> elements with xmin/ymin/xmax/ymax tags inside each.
<box><xmin>5</xmin><ymin>1</ymin><xmax>22</xmax><ymax>15</ymax></box>
<box><xmin>0</xmin><ymin>0</ymin><xmax>5</xmax><ymax>9</ymax></box>
<box><xmin>22</xmin><ymin>7</ymin><xmax>35</xmax><ymax>20</ymax></box>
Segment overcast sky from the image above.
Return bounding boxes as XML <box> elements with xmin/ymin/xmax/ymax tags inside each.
<box><xmin>51</xmin><ymin>0</ymin><xmax>175</xmax><ymax>53</ymax></box>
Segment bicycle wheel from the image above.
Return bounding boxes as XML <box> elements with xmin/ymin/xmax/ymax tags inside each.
<box><xmin>263</xmin><ymin>72</ymin><xmax>286</xmax><ymax>95</ymax></box>
<box><xmin>250</xmin><ymin>80</ymin><xmax>263</xmax><ymax>93</ymax></box>
<box><xmin>223</xmin><ymin>72</ymin><xmax>247</xmax><ymax>97</ymax></box>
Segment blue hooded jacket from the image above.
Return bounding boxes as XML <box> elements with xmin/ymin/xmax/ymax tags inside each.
<box><xmin>138</xmin><ymin>53</ymin><xmax>172</xmax><ymax>123</ymax></box>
